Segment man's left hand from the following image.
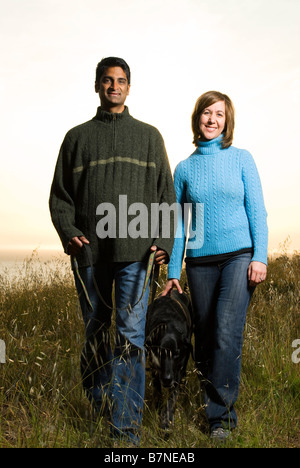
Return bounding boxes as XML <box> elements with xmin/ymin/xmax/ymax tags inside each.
<box><xmin>150</xmin><ymin>245</ymin><xmax>168</xmax><ymax>265</ymax></box>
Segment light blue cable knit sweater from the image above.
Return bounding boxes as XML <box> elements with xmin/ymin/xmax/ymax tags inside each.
<box><xmin>168</xmin><ymin>135</ymin><xmax>268</xmax><ymax>280</ymax></box>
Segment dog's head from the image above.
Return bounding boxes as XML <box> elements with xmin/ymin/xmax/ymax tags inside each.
<box><xmin>161</xmin><ymin>332</ymin><xmax>191</xmax><ymax>388</ymax></box>
<box><xmin>148</xmin><ymin>328</ymin><xmax>191</xmax><ymax>388</ymax></box>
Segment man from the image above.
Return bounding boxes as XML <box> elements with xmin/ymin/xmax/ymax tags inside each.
<box><xmin>49</xmin><ymin>57</ymin><xmax>176</xmax><ymax>445</ymax></box>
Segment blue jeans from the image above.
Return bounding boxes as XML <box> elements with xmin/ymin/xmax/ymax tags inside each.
<box><xmin>74</xmin><ymin>261</ymin><xmax>150</xmax><ymax>445</ymax></box>
<box><xmin>186</xmin><ymin>252</ymin><xmax>255</xmax><ymax>431</ymax></box>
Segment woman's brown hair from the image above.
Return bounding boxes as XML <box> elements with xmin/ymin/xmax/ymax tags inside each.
<box><xmin>191</xmin><ymin>91</ymin><xmax>235</xmax><ymax>148</ymax></box>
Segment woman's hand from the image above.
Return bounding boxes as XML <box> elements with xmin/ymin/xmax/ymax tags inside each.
<box><xmin>248</xmin><ymin>261</ymin><xmax>267</xmax><ymax>287</ymax></box>
<box><xmin>161</xmin><ymin>279</ymin><xmax>182</xmax><ymax>296</ymax></box>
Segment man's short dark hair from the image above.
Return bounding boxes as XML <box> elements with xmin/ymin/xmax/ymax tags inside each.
<box><xmin>95</xmin><ymin>57</ymin><xmax>131</xmax><ymax>85</ymax></box>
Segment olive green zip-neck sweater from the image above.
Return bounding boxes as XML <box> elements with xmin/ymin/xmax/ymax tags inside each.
<box><xmin>49</xmin><ymin>107</ymin><xmax>176</xmax><ymax>267</ymax></box>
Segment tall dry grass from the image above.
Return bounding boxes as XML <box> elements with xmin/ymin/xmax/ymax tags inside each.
<box><xmin>0</xmin><ymin>247</ymin><xmax>299</xmax><ymax>448</ymax></box>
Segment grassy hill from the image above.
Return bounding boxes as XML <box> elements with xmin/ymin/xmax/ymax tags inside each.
<box><xmin>0</xmin><ymin>250</ymin><xmax>299</xmax><ymax>448</ymax></box>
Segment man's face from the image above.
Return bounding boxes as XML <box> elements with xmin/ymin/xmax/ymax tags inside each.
<box><xmin>95</xmin><ymin>66</ymin><xmax>130</xmax><ymax>113</ymax></box>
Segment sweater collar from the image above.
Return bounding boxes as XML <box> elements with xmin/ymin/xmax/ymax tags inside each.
<box><xmin>196</xmin><ymin>135</ymin><xmax>223</xmax><ymax>155</ymax></box>
<box><xmin>93</xmin><ymin>106</ymin><xmax>130</xmax><ymax>123</ymax></box>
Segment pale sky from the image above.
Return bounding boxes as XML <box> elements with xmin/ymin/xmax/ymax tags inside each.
<box><xmin>0</xmin><ymin>0</ymin><xmax>299</xmax><ymax>255</ymax></box>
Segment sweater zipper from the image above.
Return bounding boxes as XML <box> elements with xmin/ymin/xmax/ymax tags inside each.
<box><xmin>112</xmin><ymin>113</ymin><xmax>116</xmax><ymax>151</ymax></box>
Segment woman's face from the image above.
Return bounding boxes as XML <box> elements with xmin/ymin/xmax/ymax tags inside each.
<box><xmin>199</xmin><ymin>100</ymin><xmax>226</xmax><ymax>141</ymax></box>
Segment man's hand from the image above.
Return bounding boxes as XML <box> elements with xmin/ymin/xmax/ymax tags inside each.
<box><xmin>150</xmin><ymin>245</ymin><xmax>168</xmax><ymax>265</ymax></box>
<box><xmin>67</xmin><ymin>236</ymin><xmax>90</xmax><ymax>256</ymax></box>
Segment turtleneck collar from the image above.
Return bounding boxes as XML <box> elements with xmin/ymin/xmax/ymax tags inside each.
<box><xmin>196</xmin><ymin>135</ymin><xmax>223</xmax><ymax>155</ymax></box>
<box><xmin>93</xmin><ymin>106</ymin><xmax>130</xmax><ymax>123</ymax></box>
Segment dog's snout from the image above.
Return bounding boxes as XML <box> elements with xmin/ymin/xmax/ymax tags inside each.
<box><xmin>161</xmin><ymin>374</ymin><xmax>174</xmax><ymax>388</ymax></box>
<box><xmin>161</xmin><ymin>351</ymin><xmax>175</xmax><ymax>388</ymax></box>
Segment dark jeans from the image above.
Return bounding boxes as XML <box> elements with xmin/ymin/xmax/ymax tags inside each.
<box><xmin>186</xmin><ymin>252</ymin><xmax>255</xmax><ymax>431</ymax></box>
<box><xmin>74</xmin><ymin>261</ymin><xmax>150</xmax><ymax>445</ymax></box>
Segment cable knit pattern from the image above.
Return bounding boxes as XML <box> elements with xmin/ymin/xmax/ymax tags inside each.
<box><xmin>168</xmin><ymin>136</ymin><xmax>268</xmax><ymax>279</ymax></box>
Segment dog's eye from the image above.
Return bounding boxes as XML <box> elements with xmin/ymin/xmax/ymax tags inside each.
<box><xmin>162</xmin><ymin>349</ymin><xmax>176</xmax><ymax>358</ymax></box>
<box><xmin>168</xmin><ymin>350</ymin><xmax>180</xmax><ymax>359</ymax></box>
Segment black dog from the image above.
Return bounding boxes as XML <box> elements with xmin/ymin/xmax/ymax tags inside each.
<box><xmin>145</xmin><ymin>288</ymin><xmax>193</xmax><ymax>430</ymax></box>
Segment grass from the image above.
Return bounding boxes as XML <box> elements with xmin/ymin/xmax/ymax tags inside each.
<box><xmin>0</xmin><ymin>247</ymin><xmax>299</xmax><ymax>448</ymax></box>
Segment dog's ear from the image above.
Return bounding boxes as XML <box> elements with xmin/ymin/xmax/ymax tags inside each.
<box><xmin>183</xmin><ymin>337</ymin><xmax>193</xmax><ymax>351</ymax></box>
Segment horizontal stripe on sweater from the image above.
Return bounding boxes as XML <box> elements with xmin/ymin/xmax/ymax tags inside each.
<box><xmin>73</xmin><ymin>156</ymin><xmax>156</xmax><ymax>174</ymax></box>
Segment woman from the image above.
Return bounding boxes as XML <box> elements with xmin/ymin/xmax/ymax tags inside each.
<box><xmin>163</xmin><ymin>91</ymin><xmax>268</xmax><ymax>441</ymax></box>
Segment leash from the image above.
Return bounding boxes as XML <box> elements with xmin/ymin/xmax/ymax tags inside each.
<box><xmin>171</xmin><ymin>296</ymin><xmax>193</xmax><ymax>331</ymax></box>
<box><xmin>72</xmin><ymin>244</ymin><xmax>160</xmax><ymax>312</ymax></box>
